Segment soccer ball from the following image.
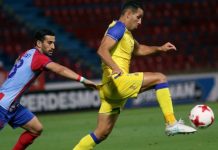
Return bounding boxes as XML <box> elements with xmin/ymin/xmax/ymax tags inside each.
<box><xmin>189</xmin><ymin>104</ymin><xmax>215</xmax><ymax>128</ymax></box>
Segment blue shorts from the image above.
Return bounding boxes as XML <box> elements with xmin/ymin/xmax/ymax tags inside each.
<box><xmin>0</xmin><ymin>104</ymin><xmax>34</xmax><ymax>130</ymax></box>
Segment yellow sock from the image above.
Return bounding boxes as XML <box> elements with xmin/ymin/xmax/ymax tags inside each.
<box><xmin>73</xmin><ymin>133</ymin><xmax>99</xmax><ymax>150</ymax></box>
<box><xmin>155</xmin><ymin>83</ymin><xmax>176</xmax><ymax>125</ymax></box>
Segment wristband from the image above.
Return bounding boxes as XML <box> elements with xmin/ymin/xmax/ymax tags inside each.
<box><xmin>77</xmin><ymin>75</ymin><xmax>86</xmax><ymax>83</ymax></box>
<box><xmin>80</xmin><ymin>77</ymin><xmax>86</xmax><ymax>83</ymax></box>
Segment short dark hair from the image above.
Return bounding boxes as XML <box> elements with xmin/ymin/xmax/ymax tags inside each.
<box><xmin>121</xmin><ymin>0</ymin><xmax>143</xmax><ymax>15</ymax></box>
<box><xmin>34</xmin><ymin>29</ymin><xmax>55</xmax><ymax>43</ymax></box>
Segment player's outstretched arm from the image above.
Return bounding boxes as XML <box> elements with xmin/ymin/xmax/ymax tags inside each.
<box><xmin>133</xmin><ymin>41</ymin><xmax>177</xmax><ymax>56</ymax></box>
<box><xmin>45</xmin><ymin>62</ymin><xmax>97</xmax><ymax>89</ymax></box>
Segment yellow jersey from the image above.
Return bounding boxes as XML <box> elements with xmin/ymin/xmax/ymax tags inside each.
<box><xmin>102</xmin><ymin>21</ymin><xmax>135</xmax><ymax>83</ymax></box>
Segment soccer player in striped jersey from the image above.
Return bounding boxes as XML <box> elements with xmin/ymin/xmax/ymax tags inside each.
<box><xmin>74</xmin><ymin>1</ymin><xmax>196</xmax><ymax>149</ymax></box>
<box><xmin>0</xmin><ymin>29</ymin><xmax>96</xmax><ymax>150</ymax></box>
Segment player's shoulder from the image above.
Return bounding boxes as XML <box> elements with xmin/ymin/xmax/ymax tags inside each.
<box><xmin>107</xmin><ymin>21</ymin><xmax>126</xmax><ymax>41</ymax></box>
<box><xmin>19</xmin><ymin>49</ymin><xmax>42</xmax><ymax>59</ymax></box>
<box><xmin>109</xmin><ymin>21</ymin><xmax>126</xmax><ymax>29</ymax></box>
<box><xmin>29</xmin><ymin>48</ymin><xmax>51</xmax><ymax>62</ymax></box>
<box><xmin>32</xmin><ymin>49</ymin><xmax>48</xmax><ymax>58</ymax></box>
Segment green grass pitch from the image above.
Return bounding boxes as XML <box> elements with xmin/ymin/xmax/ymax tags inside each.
<box><xmin>0</xmin><ymin>103</ymin><xmax>217</xmax><ymax>150</ymax></box>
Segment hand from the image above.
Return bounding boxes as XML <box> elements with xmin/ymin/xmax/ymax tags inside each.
<box><xmin>159</xmin><ymin>42</ymin><xmax>177</xmax><ymax>52</ymax></box>
<box><xmin>111</xmin><ymin>67</ymin><xmax>123</xmax><ymax>79</ymax></box>
<box><xmin>82</xmin><ymin>79</ymin><xmax>97</xmax><ymax>89</ymax></box>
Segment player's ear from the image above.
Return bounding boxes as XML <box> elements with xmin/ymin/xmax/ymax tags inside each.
<box><xmin>126</xmin><ymin>9</ymin><xmax>131</xmax><ymax>18</ymax></box>
<box><xmin>36</xmin><ymin>40</ymin><xmax>42</xmax><ymax>48</ymax></box>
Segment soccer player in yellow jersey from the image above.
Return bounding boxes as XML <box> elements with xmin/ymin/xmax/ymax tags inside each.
<box><xmin>73</xmin><ymin>1</ymin><xmax>196</xmax><ymax>149</ymax></box>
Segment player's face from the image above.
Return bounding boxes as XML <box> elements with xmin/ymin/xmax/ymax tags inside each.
<box><xmin>128</xmin><ymin>8</ymin><xmax>144</xmax><ymax>30</ymax></box>
<box><xmin>41</xmin><ymin>35</ymin><xmax>55</xmax><ymax>56</ymax></box>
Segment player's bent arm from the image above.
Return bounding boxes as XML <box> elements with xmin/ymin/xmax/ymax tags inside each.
<box><xmin>133</xmin><ymin>41</ymin><xmax>177</xmax><ymax>56</ymax></box>
<box><xmin>97</xmin><ymin>36</ymin><xmax>120</xmax><ymax>71</ymax></box>
<box><xmin>45</xmin><ymin>62</ymin><xmax>97</xmax><ymax>89</ymax></box>
<box><xmin>133</xmin><ymin>40</ymin><xmax>161</xmax><ymax>56</ymax></box>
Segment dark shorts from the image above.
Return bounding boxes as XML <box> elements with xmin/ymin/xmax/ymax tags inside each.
<box><xmin>0</xmin><ymin>104</ymin><xmax>34</xmax><ymax>130</ymax></box>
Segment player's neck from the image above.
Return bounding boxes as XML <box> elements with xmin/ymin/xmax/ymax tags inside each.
<box><xmin>119</xmin><ymin>17</ymin><xmax>130</xmax><ymax>31</ymax></box>
<box><xmin>35</xmin><ymin>46</ymin><xmax>43</xmax><ymax>54</ymax></box>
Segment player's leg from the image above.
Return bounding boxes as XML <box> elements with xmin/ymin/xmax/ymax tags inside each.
<box><xmin>73</xmin><ymin>88</ymin><xmax>124</xmax><ymax>150</ymax></box>
<box><xmin>140</xmin><ymin>72</ymin><xmax>176</xmax><ymax>125</ymax></box>
<box><xmin>10</xmin><ymin>105</ymin><xmax>42</xmax><ymax>150</ymax></box>
<box><xmin>140</xmin><ymin>72</ymin><xmax>196</xmax><ymax>135</ymax></box>
<box><xmin>74</xmin><ymin>113</ymin><xmax>119</xmax><ymax>150</ymax></box>
<box><xmin>13</xmin><ymin>117</ymin><xmax>43</xmax><ymax>150</ymax></box>
<box><xmin>94</xmin><ymin>113</ymin><xmax>119</xmax><ymax>141</ymax></box>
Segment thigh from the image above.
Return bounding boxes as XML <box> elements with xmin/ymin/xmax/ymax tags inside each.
<box><xmin>99</xmin><ymin>96</ymin><xmax>127</xmax><ymax>114</ymax></box>
<box><xmin>140</xmin><ymin>72</ymin><xmax>166</xmax><ymax>91</ymax></box>
<box><xmin>22</xmin><ymin>116</ymin><xmax>43</xmax><ymax>134</ymax></box>
<box><xmin>102</xmin><ymin>72</ymin><xmax>144</xmax><ymax>100</ymax></box>
<box><xmin>8</xmin><ymin>105</ymin><xmax>35</xmax><ymax>129</ymax></box>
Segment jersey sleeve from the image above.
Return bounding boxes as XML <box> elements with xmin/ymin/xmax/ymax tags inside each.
<box><xmin>31</xmin><ymin>51</ymin><xmax>52</xmax><ymax>71</ymax></box>
<box><xmin>106</xmin><ymin>21</ymin><xmax>126</xmax><ymax>41</ymax></box>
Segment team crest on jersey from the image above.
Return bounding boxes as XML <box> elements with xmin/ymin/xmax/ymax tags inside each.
<box><xmin>129</xmin><ymin>84</ymin><xmax>137</xmax><ymax>90</ymax></box>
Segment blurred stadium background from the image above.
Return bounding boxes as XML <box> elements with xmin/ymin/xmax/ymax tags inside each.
<box><xmin>0</xmin><ymin>0</ymin><xmax>218</xmax><ymax>149</ymax></box>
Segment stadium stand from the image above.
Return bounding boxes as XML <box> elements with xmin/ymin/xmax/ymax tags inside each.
<box><xmin>0</xmin><ymin>0</ymin><xmax>101</xmax><ymax>81</ymax></box>
<box><xmin>0</xmin><ymin>0</ymin><xmax>217</xmax><ymax>83</ymax></box>
<box><xmin>33</xmin><ymin>0</ymin><xmax>218</xmax><ymax>74</ymax></box>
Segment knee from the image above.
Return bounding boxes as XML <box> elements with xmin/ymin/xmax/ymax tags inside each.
<box><xmin>36</xmin><ymin>125</ymin><xmax>43</xmax><ymax>135</ymax></box>
<box><xmin>31</xmin><ymin>124</ymin><xmax>43</xmax><ymax>135</ymax></box>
